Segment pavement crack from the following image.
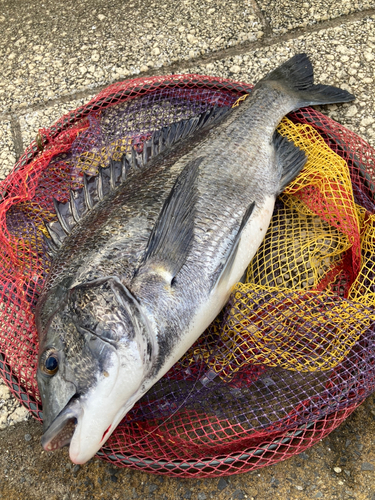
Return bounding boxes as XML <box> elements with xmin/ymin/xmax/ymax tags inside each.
<box><xmin>252</xmin><ymin>0</ymin><xmax>273</xmax><ymax>38</ymax></box>
<box><xmin>9</xmin><ymin>116</ymin><xmax>24</xmax><ymax>162</ymax></box>
<box><xmin>260</xmin><ymin>6</ymin><xmax>375</xmax><ymax>43</ymax></box>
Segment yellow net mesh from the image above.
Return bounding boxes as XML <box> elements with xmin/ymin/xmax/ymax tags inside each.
<box><xmin>177</xmin><ymin>117</ymin><xmax>374</xmax><ymax>375</ymax></box>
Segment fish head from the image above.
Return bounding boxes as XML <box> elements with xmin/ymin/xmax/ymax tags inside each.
<box><xmin>36</xmin><ymin>276</ymin><xmax>156</xmax><ymax>464</ymax></box>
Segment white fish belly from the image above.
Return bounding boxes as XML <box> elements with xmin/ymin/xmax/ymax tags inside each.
<box><xmin>158</xmin><ymin>195</ymin><xmax>276</xmax><ymax>379</ymax></box>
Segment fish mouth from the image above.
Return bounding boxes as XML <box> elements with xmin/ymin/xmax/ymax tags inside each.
<box><xmin>41</xmin><ymin>397</ymin><xmax>83</xmax><ymax>452</ymax></box>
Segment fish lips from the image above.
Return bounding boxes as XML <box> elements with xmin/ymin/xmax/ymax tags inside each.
<box><xmin>41</xmin><ymin>397</ymin><xmax>83</xmax><ymax>452</ymax></box>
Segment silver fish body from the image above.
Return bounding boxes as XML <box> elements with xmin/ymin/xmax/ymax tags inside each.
<box><xmin>35</xmin><ymin>54</ymin><xmax>354</xmax><ymax>464</ymax></box>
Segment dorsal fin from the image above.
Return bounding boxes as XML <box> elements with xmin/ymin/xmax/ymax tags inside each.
<box><xmin>44</xmin><ymin>219</ymin><xmax>66</xmax><ymax>256</ymax></box>
<box><xmin>44</xmin><ymin>156</ymin><xmax>129</xmax><ymax>255</ymax></box>
<box><xmin>69</xmin><ymin>190</ymin><xmax>81</xmax><ymax>223</ymax></box>
<box><xmin>44</xmin><ymin>105</ymin><xmax>232</xmax><ymax>257</ymax></box>
<box><xmin>53</xmin><ymin>198</ymin><xmax>71</xmax><ymax>235</ymax></box>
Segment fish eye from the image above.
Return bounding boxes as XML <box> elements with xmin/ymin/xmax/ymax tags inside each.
<box><xmin>41</xmin><ymin>349</ymin><xmax>59</xmax><ymax>376</ymax></box>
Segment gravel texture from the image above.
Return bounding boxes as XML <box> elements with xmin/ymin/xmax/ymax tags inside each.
<box><xmin>0</xmin><ymin>380</ymin><xmax>29</xmax><ymax>431</ymax></box>
<box><xmin>19</xmin><ymin>94</ymin><xmax>95</xmax><ymax>149</ymax></box>
<box><xmin>0</xmin><ymin>0</ymin><xmax>263</xmax><ymax>114</ymax></box>
<box><xmin>258</xmin><ymin>0</ymin><xmax>375</xmax><ymax>34</ymax></box>
<box><xmin>0</xmin><ymin>119</ymin><xmax>16</xmax><ymax>179</ymax></box>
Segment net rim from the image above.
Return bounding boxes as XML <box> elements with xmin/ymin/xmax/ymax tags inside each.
<box><xmin>95</xmin><ymin>404</ymin><xmax>358</xmax><ymax>477</ymax></box>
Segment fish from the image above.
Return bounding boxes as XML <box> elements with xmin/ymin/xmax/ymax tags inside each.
<box><xmin>35</xmin><ymin>53</ymin><xmax>354</xmax><ymax>464</ymax></box>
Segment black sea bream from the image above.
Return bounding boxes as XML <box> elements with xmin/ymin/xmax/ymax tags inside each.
<box><xmin>35</xmin><ymin>54</ymin><xmax>354</xmax><ymax>464</ymax></box>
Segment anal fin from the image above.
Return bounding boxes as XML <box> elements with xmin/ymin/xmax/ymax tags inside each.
<box><xmin>212</xmin><ymin>201</ymin><xmax>255</xmax><ymax>291</ymax></box>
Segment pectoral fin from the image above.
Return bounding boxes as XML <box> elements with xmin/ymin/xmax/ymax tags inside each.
<box><xmin>137</xmin><ymin>156</ymin><xmax>204</xmax><ymax>283</ymax></box>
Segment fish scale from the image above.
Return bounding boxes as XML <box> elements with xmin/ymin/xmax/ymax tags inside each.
<box><xmin>35</xmin><ymin>54</ymin><xmax>355</xmax><ymax>464</ymax></box>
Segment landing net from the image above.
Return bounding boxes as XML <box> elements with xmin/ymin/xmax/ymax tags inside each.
<box><xmin>0</xmin><ymin>75</ymin><xmax>374</xmax><ymax>477</ymax></box>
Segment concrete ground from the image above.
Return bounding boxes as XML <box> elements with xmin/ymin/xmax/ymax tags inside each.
<box><xmin>0</xmin><ymin>0</ymin><xmax>375</xmax><ymax>498</ymax></box>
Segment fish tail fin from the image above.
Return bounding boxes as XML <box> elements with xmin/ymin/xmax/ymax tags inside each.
<box><xmin>258</xmin><ymin>53</ymin><xmax>355</xmax><ymax>107</ymax></box>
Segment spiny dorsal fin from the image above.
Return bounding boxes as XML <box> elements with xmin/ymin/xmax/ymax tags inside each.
<box><xmin>83</xmin><ymin>173</ymin><xmax>94</xmax><ymax>210</ymax></box>
<box><xmin>69</xmin><ymin>190</ymin><xmax>81</xmax><ymax>223</ymax></box>
<box><xmin>44</xmin><ymin>223</ymin><xmax>60</xmax><ymax>256</ymax></box>
<box><xmin>142</xmin><ymin>105</ymin><xmax>230</xmax><ymax>159</ymax></box>
<box><xmin>44</xmin><ymin>158</ymin><xmax>126</xmax><ymax>255</ymax></box>
<box><xmin>44</xmin><ymin>219</ymin><xmax>65</xmax><ymax>255</ymax></box>
<box><xmin>44</xmin><ymin>105</ymin><xmax>232</xmax><ymax>258</ymax></box>
<box><xmin>53</xmin><ymin>198</ymin><xmax>71</xmax><ymax>235</ymax></box>
<box><xmin>136</xmin><ymin>156</ymin><xmax>204</xmax><ymax>283</ymax></box>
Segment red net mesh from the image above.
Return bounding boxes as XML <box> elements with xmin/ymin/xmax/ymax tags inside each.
<box><xmin>0</xmin><ymin>74</ymin><xmax>374</xmax><ymax>477</ymax></box>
